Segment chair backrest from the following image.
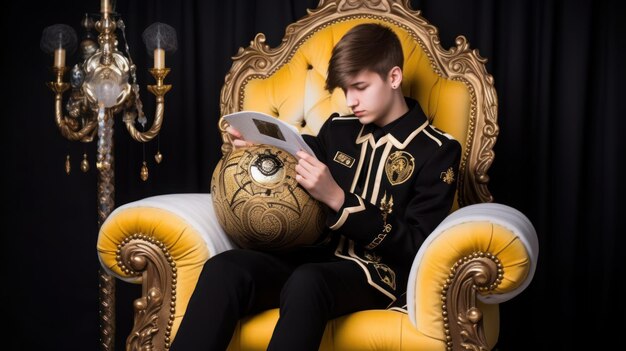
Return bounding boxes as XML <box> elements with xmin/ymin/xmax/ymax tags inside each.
<box><xmin>219</xmin><ymin>0</ymin><xmax>498</xmax><ymax>208</ymax></box>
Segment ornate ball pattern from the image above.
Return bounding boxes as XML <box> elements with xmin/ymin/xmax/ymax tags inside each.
<box><xmin>211</xmin><ymin>145</ymin><xmax>325</xmax><ymax>251</ymax></box>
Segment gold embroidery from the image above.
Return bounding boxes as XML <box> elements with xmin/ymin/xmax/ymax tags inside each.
<box><xmin>373</xmin><ymin>263</ymin><xmax>396</xmax><ymax>290</ymax></box>
<box><xmin>385</xmin><ymin>151</ymin><xmax>415</xmax><ymax>185</ymax></box>
<box><xmin>440</xmin><ymin>167</ymin><xmax>455</xmax><ymax>184</ymax></box>
<box><xmin>364</xmin><ymin>251</ymin><xmax>382</xmax><ymax>263</ymax></box>
<box><xmin>365</xmin><ymin>192</ymin><xmax>394</xmax><ymax>250</ymax></box>
<box><xmin>365</xmin><ymin>230</ymin><xmax>391</xmax><ymax>250</ymax></box>
<box><xmin>379</xmin><ymin>191</ymin><xmax>393</xmax><ymax>223</ymax></box>
<box><xmin>333</xmin><ymin>151</ymin><xmax>355</xmax><ymax>168</ymax></box>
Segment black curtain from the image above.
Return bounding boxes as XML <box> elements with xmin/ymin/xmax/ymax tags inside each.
<box><xmin>3</xmin><ymin>0</ymin><xmax>623</xmax><ymax>349</ymax></box>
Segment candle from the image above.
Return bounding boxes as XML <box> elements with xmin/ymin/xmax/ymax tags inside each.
<box><xmin>101</xmin><ymin>0</ymin><xmax>111</xmax><ymax>13</ymax></box>
<box><xmin>54</xmin><ymin>48</ymin><xmax>66</xmax><ymax>68</ymax></box>
<box><xmin>154</xmin><ymin>48</ymin><xmax>165</xmax><ymax>69</ymax></box>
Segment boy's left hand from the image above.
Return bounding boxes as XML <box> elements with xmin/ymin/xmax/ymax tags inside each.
<box><xmin>226</xmin><ymin>125</ymin><xmax>254</xmax><ymax>148</ymax></box>
<box><xmin>295</xmin><ymin>150</ymin><xmax>345</xmax><ymax>212</ymax></box>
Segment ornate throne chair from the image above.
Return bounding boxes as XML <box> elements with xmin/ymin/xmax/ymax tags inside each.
<box><xmin>97</xmin><ymin>0</ymin><xmax>538</xmax><ymax>350</ymax></box>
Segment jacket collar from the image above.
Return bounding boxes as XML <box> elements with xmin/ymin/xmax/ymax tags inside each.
<box><xmin>356</xmin><ymin>98</ymin><xmax>429</xmax><ymax>149</ymax></box>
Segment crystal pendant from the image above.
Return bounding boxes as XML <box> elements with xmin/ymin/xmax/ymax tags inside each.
<box><xmin>154</xmin><ymin>151</ymin><xmax>163</xmax><ymax>164</ymax></box>
<box><xmin>70</xmin><ymin>64</ymin><xmax>85</xmax><ymax>88</ymax></box>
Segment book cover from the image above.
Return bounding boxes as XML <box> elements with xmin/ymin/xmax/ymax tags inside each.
<box><xmin>223</xmin><ymin>111</ymin><xmax>316</xmax><ymax>158</ymax></box>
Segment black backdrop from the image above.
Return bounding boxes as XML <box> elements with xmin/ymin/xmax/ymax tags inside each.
<box><xmin>3</xmin><ymin>0</ymin><xmax>624</xmax><ymax>350</ymax></box>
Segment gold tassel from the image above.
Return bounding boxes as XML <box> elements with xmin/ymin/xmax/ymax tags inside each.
<box><xmin>140</xmin><ymin>161</ymin><xmax>149</xmax><ymax>181</ymax></box>
<box><xmin>65</xmin><ymin>155</ymin><xmax>71</xmax><ymax>175</ymax></box>
<box><xmin>81</xmin><ymin>153</ymin><xmax>90</xmax><ymax>172</ymax></box>
<box><xmin>154</xmin><ymin>151</ymin><xmax>163</xmax><ymax>164</ymax></box>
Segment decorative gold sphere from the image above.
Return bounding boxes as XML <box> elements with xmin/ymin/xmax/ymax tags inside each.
<box><xmin>211</xmin><ymin>145</ymin><xmax>325</xmax><ymax>252</ymax></box>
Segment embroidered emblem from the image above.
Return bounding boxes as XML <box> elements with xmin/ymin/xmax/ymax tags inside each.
<box><xmin>440</xmin><ymin>167</ymin><xmax>455</xmax><ymax>184</ymax></box>
<box><xmin>333</xmin><ymin>151</ymin><xmax>355</xmax><ymax>168</ymax></box>
<box><xmin>373</xmin><ymin>263</ymin><xmax>396</xmax><ymax>290</ymax></box>
<box><xmin>385</xmin><ymin>151</ymin><xmax>415</xmax><ymax>185</ymax></box>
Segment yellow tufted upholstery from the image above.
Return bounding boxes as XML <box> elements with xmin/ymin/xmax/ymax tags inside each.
<box><xmin>97</xmin><ymin>1</ymin><xmax>537</xmax><ymax>350</ymax></box>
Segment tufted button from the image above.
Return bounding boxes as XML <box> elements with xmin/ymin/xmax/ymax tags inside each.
<box><xmin>307</xmin><ymin>64</ymin><xmax>313</xmax><ymax>70</ymax></box>
<box><xmin>300</xmin><ymin>120</ymin><xmax>307</xmax><ymax>128</ymax></box>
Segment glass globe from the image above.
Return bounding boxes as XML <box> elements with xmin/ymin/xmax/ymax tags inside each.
<box><xmin>93</xmin><ymin>77</ymin><xmax>122</xmax><ymax>108</ymax></box>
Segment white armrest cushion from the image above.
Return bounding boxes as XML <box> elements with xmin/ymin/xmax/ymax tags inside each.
<box><xmin>98</xmin><ymin>193</ymin><xmax>235</xmax><ymax>281</ymax></box>
<box><xmin>406</xmin><ymin>202</ymin><xmax>538</xmax><ymax>326</ymax></box>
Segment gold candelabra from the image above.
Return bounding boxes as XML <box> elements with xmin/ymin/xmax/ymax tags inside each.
<box><xmin>41</xmin><ymin>0</ymin><xmax>176</xmax><ymax>349</ymax></box>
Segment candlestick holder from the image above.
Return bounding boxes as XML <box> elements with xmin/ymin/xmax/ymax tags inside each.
<box><xmin>41</xmin><ymin>1</ymin><xmax>176</xmax><ymax>349</ymax></box>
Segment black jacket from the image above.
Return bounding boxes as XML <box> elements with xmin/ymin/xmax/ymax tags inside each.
<box><xmin>303</xmin><ymin>98</ymin><xmax>461</xmax><ymax>307</ymax></box>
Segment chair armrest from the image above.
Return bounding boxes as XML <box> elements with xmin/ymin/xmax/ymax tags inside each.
<box><xmin>97</xmin><ymin>193</ymin><xmax>234</xmax><ymax>282</ymax></box>
<box><xmin>96</xmin><ymin>193</ymin><xmax>235</xmax><ymax>347</ymax></box>
<box><xmin>406</xmin><ymin>203</ymin><xmax>538</xmax><ymax>344</ymax></box>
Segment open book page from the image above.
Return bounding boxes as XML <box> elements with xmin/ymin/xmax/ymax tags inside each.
<box><xmin>223</xmin><ymin>111</ymin><xmax>316</xmax><ymax>158</ymax></box>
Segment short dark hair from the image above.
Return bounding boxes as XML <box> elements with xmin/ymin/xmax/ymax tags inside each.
<box><xmin>326</xmin><ymin>23</ymin><xmax>404</xmax><ymax>92</ymax></box>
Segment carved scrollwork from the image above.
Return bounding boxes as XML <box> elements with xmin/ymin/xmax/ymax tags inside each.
<box><xmin>127</xmin><ymin>288</ymin><xmax>162</xmax><ymax>351</ymax></box>
<box><xmin>458</xmin><ymin>307</ymin><xmax>488</xmax><ymax>351</ymax></box>
<box><xmin>440</xmin><ymin>35</ymin><xmax>497</xmax><ymax>204</ymax></box>
<box><xmin>117</xmin><ymin>234</ymin><xmax>177</xmax><ymax>351</ymax></box>
<box><xmin>433</xmin><ymin>33</ymin><xmax>497</xmax><ymax>205</ymax></box>
<box><xmin>442</xmin><ymin>252</ymin><xmax>502</xmax><ymax>351</ymax></box>
<box><xmin>337</xmin><ymin>0</ymin><xmax>391</xmax><ymax>12</ymax></box>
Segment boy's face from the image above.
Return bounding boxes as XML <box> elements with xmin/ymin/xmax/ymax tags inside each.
<box><xmin>342</xmin><ymin>69</ymin><xmax>396</xmax><ymax>127</ymax></box>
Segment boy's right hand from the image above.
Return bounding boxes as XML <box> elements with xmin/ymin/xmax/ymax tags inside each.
<box><xmin>226</xmin><ymin>125</ymin><xmax>254</xmax><ymax>148</ymax></box>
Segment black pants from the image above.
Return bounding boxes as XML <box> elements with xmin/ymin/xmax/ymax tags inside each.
<box><xmin>170</xmin><ymin>248</ymin><xmax>389</xmax><ymax>350</ymax></box>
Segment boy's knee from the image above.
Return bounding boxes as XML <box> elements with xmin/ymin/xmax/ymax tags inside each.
<box><xmin>281</xmin><ymin>265</ymin><xmax>331</xmax><ymax>302</ymax></box>
<box><xmin>201</xmin><ymin>250</ymin><xmax>254</xmax><ymax>287</ymax></box>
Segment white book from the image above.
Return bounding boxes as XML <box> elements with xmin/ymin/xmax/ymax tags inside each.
<box><xmin>223</xmin><ymin>111</ymin><xmax>316</xmax><ymax>158</ymax></box>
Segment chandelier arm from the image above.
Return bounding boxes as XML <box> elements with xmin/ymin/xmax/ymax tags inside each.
<box><xmin>54</xmin><ymin>94</ymin><xmax>98</xmax><ymax>141</ymax></box>
<box><xmin>124</xmin><ymin>68</ymin><xmax>171</xmax><ymax>143</ymax></box>
<box><xmin>124</xmin><ymin>98</ymin><xmax>164</xmax><ymax>143</ymax></box>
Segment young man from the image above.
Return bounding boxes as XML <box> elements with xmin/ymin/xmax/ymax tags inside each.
<box><xmin>171</xmin><ymin>23</ymin><xmax>461</xmax><ymax>350</ymax></box>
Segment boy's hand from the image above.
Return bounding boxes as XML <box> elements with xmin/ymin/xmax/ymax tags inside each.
<box><xmin>226</xmin><ymin>125</ymin><xmax>254</xmax><ymax>148</ymax></box>
<box><xmin>295</xmin><ymin>150</ymin><xmax>345</xmax><ymax>212</ymax></box>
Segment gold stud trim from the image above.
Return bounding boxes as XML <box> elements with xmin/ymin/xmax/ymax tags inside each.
<box><xmin>441</xmin><ymin>251</ymin><xmax>502</xmax><ymax>351</ymax></box>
